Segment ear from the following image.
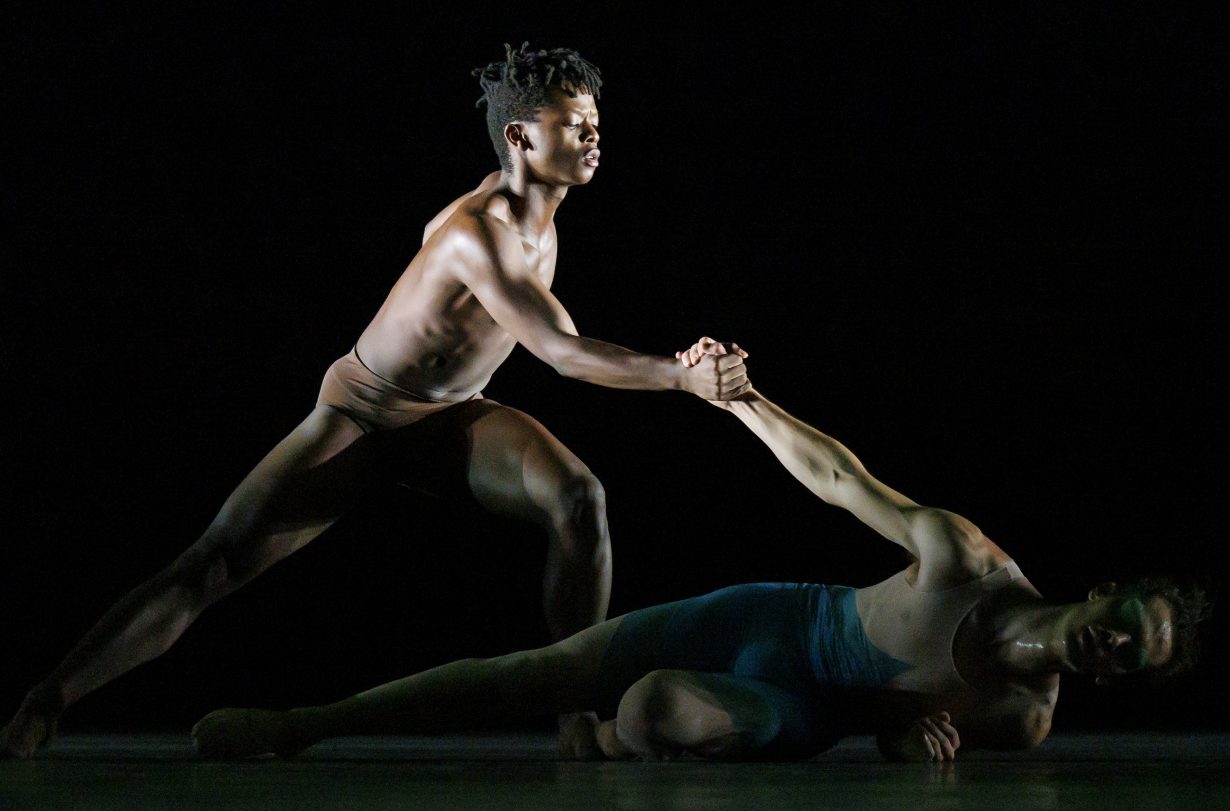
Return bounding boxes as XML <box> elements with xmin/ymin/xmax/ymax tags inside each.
<box><xmin>504</xmin><ymin>123</ymin><xmax>532</xmax><ymax>152</ymax></box>
<box><xmin>1088</xmin><ymin>582</ymin><xmax>1119</xmax><ymax>602</ymax></box>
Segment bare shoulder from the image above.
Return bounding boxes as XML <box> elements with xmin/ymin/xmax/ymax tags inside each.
<box><xmin>422</xmin><ymin>171</ymin><xmax>505</xmax><ymax>244</ymax></box>
<box><xmin>421</xmin><ymin>190</ymin><xmax>537</xmax><ymax>288</ymax></box>
<box><xmin>987</xmin><ymin>678</ymin><xmax>1057</xmax><ymax>750</ymax></box>
<box><xmin>426</xmin><ymin>189</ymin><xmax>507</xmax><ymax>248</ymax></box>
<box><xmin>912</xmin><ymin>509</ymin><xmax>1013</xmax><ymax>586</ymax></box>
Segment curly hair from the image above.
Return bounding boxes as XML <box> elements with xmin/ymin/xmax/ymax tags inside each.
<box><xmin>1115</xmin><ymin>576</ymin><xmax>1212</xmax><ymax>679</ymax></box>
<box><xmin>473</xmin><ymin>43</ymin><xmax>603</xmax><ymax>172</ymax></box>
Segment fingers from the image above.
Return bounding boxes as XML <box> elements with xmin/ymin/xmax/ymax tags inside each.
<box><xmin>935</xmin><ymin>719</ymin><xmax>960</xmax><ymax>754</ymax></box>
<box><xmin>675</xmin><ymin>337</ymin><xmax>749</xmax><ymax>367</ymax></box>
<box><xmin>921</xmin><ymin>714</ymin><xmax>959</xmax><ymax>761</ymax></box>
<box><xmin>920</xmin><ymin>719</ymin><xmax>953</xmax><ymax>761</ymax></box>
<box><xmin>675</xmin><ymin>343</ymin><xmax>711</xmax><ymax>368</ymax></box>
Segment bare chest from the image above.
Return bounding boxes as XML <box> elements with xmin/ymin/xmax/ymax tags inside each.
<box><xmin>434</xmin><ymin>237</ymin><xmax>556</xmax><ymax>336</ymax></box>
<box><xmin>521</xmin><ymin>235</ymin><xmax>557</xmax><ymax>287</ymax></box>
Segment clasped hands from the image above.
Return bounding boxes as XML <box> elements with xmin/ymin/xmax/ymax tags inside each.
<box><xmin>675</xmin><ymin>336</ymin><xmax>752</xmax><ymax>402</ymax></box>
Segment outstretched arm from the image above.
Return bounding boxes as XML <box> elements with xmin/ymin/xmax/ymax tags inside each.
<box><xmin>457</xmin><ymin>210</ymin><xmax>750</xmax><ymax>400</ymax></box>
<box><xmin>723</xmin><ymin>389</ymin><xmax>978</xmax><ymax>561</ymax></box>
<box><xmin>677</xmin><ymin>339</ymin><xmax>985</xmax><ymax>565</ymax></box>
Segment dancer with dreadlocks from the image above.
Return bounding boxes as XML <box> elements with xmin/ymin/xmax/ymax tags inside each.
<box><xmin>0</xmin><ymin>44</ymin><xmax>749</xmax><ymax>759</ymax></box>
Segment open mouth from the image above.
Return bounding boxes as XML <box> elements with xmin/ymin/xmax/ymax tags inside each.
<box><xmin>582</xmin><ymin>149</ymin><xmax>600</xmax><ymax>167</ymax></box>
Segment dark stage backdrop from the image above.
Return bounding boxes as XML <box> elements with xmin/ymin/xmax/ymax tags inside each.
<box><xmin>4</xmin><ymin>6</ymin><xmax>1226</xmax><ymax>735</ymax></box>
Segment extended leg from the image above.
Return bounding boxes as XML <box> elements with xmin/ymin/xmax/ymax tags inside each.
<box><xmin>1</xmin><ymin>406</ymin><xmax>373</xmax><ymax>758</ymax></box>
<box><xmin>192</xmin><ymin>616</ymin><xmax>623</xmax><ymax>758</ymax></box>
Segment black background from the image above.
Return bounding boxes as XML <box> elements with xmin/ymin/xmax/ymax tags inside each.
<box><xmin>4</xmin><ymin>5</ymin><xmax>1226</xmax><ymax>735</ymax></box>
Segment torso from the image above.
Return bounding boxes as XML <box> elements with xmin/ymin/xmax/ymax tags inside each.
<box><xmin>353</xmin><ymin>173</ymin><xmax>556</xmax><ymax>402</ymax></box>
<box><xmin>850</xmin><ymin>559</ymin><xmax>1059</xmax><ymax>733</ymax></box>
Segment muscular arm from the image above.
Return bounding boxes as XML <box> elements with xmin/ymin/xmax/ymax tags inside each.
<box><xmin>952</xmin><ymin>684</ymin><xmax>1055</xmax><ymax>752</ymax></box>
<box><xmin>720</xmin><ymin>391</ymin><xmax>980</xmax><ymax>562</ymax></box>
<box><xmin>457</xmin><ymin>210</ymin><xmax>748</xmax><ymax>399</ymax></box>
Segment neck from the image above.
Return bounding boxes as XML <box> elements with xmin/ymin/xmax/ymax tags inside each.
<box><xmin>988</xmin><ymin>601</ymin><xmax>1081</xmax><ymax>676</ymax></box>
<box><xmin>498</xmin><ymin>167</ymin><xmax>567</xmax><ymax>238</ymax></box>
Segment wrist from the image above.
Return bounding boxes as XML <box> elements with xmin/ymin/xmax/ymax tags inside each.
<box><xmin>723</xmin><ymin>388</ymin><xmax>763</xmax><ymax>413</ymax></box>
<box><xmin>665</xmin><ymin>356</ymin><xmax>687</xmax><ymax>392</ymax></box>
<box><xmin>875</xmin><ymin>730</ymin><xmax>908</xmax><ymax>762</ymax></box>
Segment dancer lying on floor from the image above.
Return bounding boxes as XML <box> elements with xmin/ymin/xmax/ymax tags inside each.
<box><xmin>193</xmin><ymin>339</ymin><xmax>1205</xmax><ymax>762</ymax></box>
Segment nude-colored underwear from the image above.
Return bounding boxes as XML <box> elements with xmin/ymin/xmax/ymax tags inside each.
<box><xmin>316</xmin><ymin>347</ymin><xmax>481</xmax><ymax>433</ymax></box>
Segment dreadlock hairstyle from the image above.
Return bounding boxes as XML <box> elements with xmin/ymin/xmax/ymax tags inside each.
<box><xmin>473</xmin><ymin>43</ymin><xmax>603</xmax><ymax>172</ymax></box>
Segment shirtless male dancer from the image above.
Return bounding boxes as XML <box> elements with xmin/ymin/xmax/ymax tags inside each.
<box><xmin>191</xmin><ymin>339</ymin><xmax>1206</xmax><ymax>762</ymax></box>
<box><xmin>0</xmin><ymin>46</ymin><xmax>751</xmax><ymax>759</ymax></box>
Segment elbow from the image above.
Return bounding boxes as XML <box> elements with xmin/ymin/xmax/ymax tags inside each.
<box><xmin>1023</xmin><ymin>713</ymin><xmax>1052</xmax><ymax>750</ymax></box>
<box><xmin>994</xmin><ymin>708</ymin><xmax>1053</xmax><ymax>752</ymax></box>
<box><xmin>809</xmin><ymin>458</ymin><xmax>859</xmax><ymax>508</ymax></box>
<box><xmin>539</xmin><ymin>335</ymin><xmax>588</xmax><ymax>380</ymax></box>
<box><xmin>542</xmin><ymin>346</ymin><xmax>581</xmax><ymax>379</ymax></box>
<box><xmin>545</xmin><ymin>347</ymin><xmax>577</xmax><ymax>378</ymax></box>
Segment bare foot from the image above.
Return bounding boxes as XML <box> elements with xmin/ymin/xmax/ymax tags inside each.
<box><xmin>191</xmin><ymin>708</ymin><xmax>309</xmax><ymax>759</ymax></box>
<box><xmin>1</xmin><ymin>687</ymin><xmax>63</xmax><ymax>759</ymax></box>
<box><xmin>556</xmin><ymin>711</ymin><xmax>602</xmax><ymax>761</ymax></box>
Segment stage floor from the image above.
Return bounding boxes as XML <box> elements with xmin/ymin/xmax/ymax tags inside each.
<box><xmin>2</xmin><ymin>732</ymin><xmax>1227</xmax><ymax>809</ymax></box>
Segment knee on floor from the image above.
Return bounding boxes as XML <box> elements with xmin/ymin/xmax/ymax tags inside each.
<box><xmin>617</xmin><ymin>671</ymin><xmax>780</xmax><ymax>759</ymax></box>
<box><xmin>618</xmin><ymin>670</ymin><xmax>703</xmax><ymax>738</ymax></box>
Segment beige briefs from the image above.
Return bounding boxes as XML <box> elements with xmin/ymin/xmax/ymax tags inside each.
<box><xmin>316</xmin><ymin>347</ymin><xmax>481</xmax><ymax>433</ymax></box>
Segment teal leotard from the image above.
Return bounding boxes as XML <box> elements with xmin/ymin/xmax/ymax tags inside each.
<box><xmin>595</xmin><ymin>583</ymin><xmax>909</xmax><ymax>758</ymax></box>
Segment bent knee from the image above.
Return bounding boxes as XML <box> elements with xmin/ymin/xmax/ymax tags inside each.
<box><xmin>558</xmin><ymin>472</ymin><xmax>606</xmax><ymax>516</ymax></box>
<box><xmin>547</xmin><ymin>473</ymin><xmax>609</xmax><ymax>548</ymax></box>
<box><xmin>617</xmin><ymin>671</ymin><xmax>782</xmax><ymax>760</ymax></box>
<box><xmin>618</xmin><ymin>670</ymin><xmax>712</xmax><ymax>738</ymax></box>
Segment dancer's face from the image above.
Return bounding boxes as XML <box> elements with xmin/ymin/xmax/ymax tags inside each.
<box><xmin>1066</xmin><ymin>589</ymin><xmax>1174</xmax><ymax>676</ymax></box>
<box><xmin>507</xmin><ymin>87</ymin><xmax>600</xmax><ymax>186</ymax></box>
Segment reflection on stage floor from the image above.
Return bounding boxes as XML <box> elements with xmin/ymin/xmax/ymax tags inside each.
<box><xmin>3</xmin><ymin>732</ymin><xmax>1226</xmax><ymax>809</ymax></box>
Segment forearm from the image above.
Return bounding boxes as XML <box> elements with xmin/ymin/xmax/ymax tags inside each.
<box><xmin>722</xmin><ymin>391</ymin><xmax>865</xmax><ymax>503</ymax></box>
<box><xmin>549</xmin><ymin>334</ymin><xmax>682</xmax><ymax>391</ymax></box>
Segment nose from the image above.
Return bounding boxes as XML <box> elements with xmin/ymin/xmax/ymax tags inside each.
<box><xmin>583</xmin><ymin>122</ymin><xmax>599</xmax><ymax>144</ymax></box>
<box><xmin>1099</xmin><ymin>627</ymin><xmax>1132</xmax><ymax>649</ymax></box>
